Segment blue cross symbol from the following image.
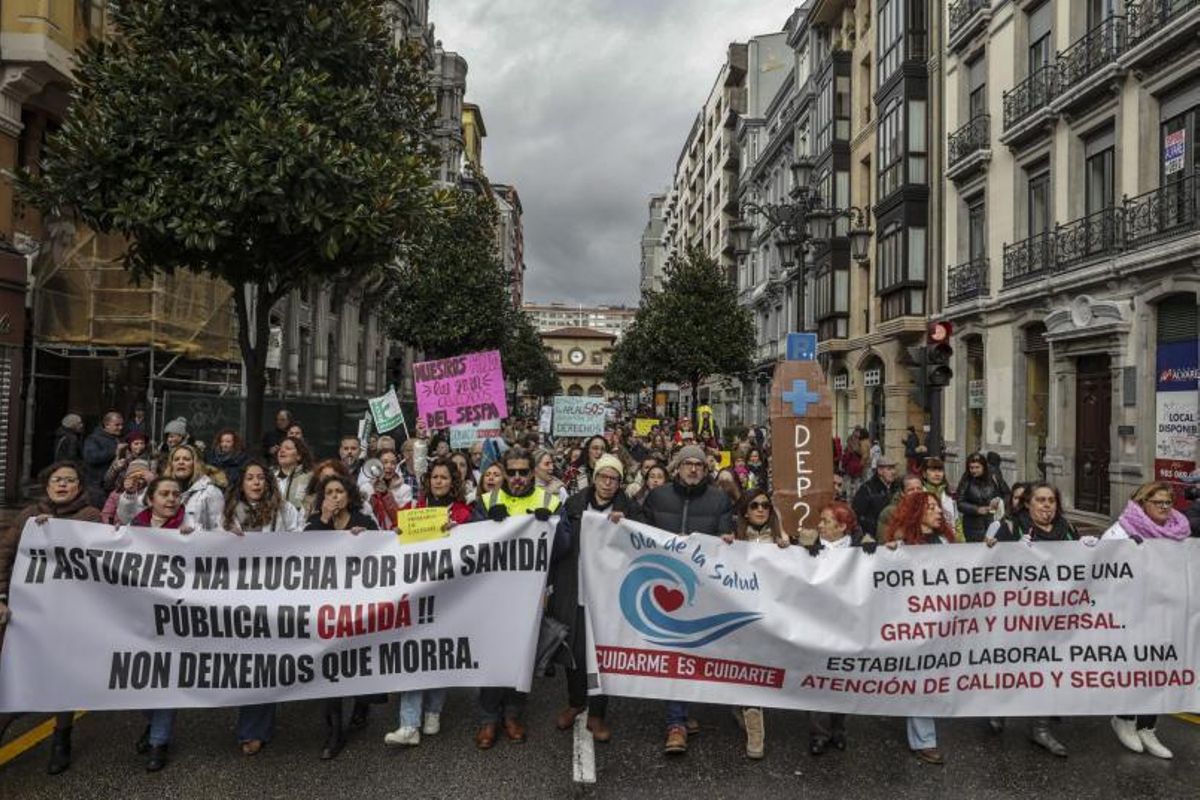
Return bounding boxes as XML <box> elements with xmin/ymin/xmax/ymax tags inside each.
<box><xmin>782</xmin><ymin>379</ymin><xmax>821</xmax><ymax>416</ymax></box>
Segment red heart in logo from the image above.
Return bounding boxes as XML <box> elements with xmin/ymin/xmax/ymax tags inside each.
<box><xmin>653</xmin><ymin>585</ymin><xmax>685</xmax><ymax>613</ymax></box>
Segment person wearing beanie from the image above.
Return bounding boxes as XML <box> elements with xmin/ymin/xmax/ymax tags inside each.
<box><xmin>162</xmin><ymin>418</ymin><xmax>189</xmax><ymax>452</ymax></box>
<box><xmin>549</xmin><ymin>453</ymin><xmax>642</xmax><ymax>744</ymax></box>
<box><xmin>101</xmin><ymin>458</ymin><xmax>155</xmax><ymax>525</ymax></box>
<box><xmin>642</xmin><ymin>441</ymin><xmax>734</xmax><ymax>756</ymax></box>
<box><xmin>53</xmin><ymin>413</ymin><xmax>85</xmax><ymax>463</ymax></box>
<box><xmin>102</xmin><ymin>431</ymin><xmax>152</xmax><ymax>494</ymax></box>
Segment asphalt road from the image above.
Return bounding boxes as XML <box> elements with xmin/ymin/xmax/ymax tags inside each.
<box><xmin>2</xmin><ymin>678</ymin><xmax>1197</xmax><ymax>800</ymax></box>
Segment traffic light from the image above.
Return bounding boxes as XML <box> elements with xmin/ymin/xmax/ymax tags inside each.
<box><xmin>926</xmin><ymin>321</ymin><xmax>954</xmax><ymax>388</ymax></box>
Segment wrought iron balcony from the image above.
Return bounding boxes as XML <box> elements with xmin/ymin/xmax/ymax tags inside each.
<box><xmin>947</xmin><ymin>115</ymin><xmax>991</xmax><ymax>180</ymax></box>
<box><xmin>948</xmin><ymin>0</ymin><xmax>991</xmax><ymax>51</ymax></box>
<box><xmin>1002</xmin><ymin>231</ymin><xmax>1054</xmax><ymax>287</ymax></box>
<box><xmin>1055</xmin><ymin>207</ymin><xmax>1123</xmax><ymax>270</ymax></box>
<box><xmin>1001</xmin><ymin>65</ymin><xmax>1058</xmax><ymax>141</ymax></box>
<box><xmin>947</xmin><ymin>257</ymin><xmax>990</xmax><ymax>305</ymax></box>
<box><xmin>1127</xmin><ymin>0</ymin><xmax>1200</xmax><ymax>51</ymax></box>
<box><xmin>1124</xmin><ymin>174</ymin><xmax>1200</xmax><ymax>250</ymax></box>
<box><xmin>1053</xmin><ymin>17</ymin><xmax>1126</xmax><ymax>114</ymax></box>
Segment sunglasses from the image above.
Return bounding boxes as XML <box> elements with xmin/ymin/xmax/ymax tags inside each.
<box><xmin>508</xmin><ymin>468</ymin><xmax>531</xmax><ymax>477</ymax></box>
<box><xmin>747</xmin><ymin>501</ymin><xmax>772</xmax><ymax>511</ymax></box>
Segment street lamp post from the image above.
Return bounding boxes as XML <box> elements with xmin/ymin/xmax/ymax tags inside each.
<box><xmin>734</xmin><ymin>156</ymin><xmax>873</xmax><ymax>335</ymax></box>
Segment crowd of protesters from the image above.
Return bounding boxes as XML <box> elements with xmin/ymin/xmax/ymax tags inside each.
<box><xmin>1</xmin><ymin>406</ymin><xmax>1197</xmax><ymax>774</ymax></box>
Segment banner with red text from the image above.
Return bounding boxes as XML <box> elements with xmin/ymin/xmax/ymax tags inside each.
<box><xmin>0</xmin><ymin>516</ymin><xmax>551</xmax><ymax>712</ymax></box>
<box><xmin>580</xmin><ymin>513</ymin><xmax>1200</xmax><ymax>716</ymax></box>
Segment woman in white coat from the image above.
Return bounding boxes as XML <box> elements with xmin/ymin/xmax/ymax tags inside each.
<box><xmin>164</xmin><ymin>444</ymin><xmax>226</xmax><ymax>531</ymax></box>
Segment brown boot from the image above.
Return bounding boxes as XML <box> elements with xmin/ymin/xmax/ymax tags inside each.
<box><xmin>556</xmin><ymin>706</ymin><xmax>585</xmax><ymax>731</ymax></box>
<box><xmin>502</xmin><ymin>717</ymin><xmax>527</xmax><ymax>743</ymax></box>
<box><xmin>475</xmin><ymin>723</ymin><xmax>497</xmax><ymax>750</ymax></box>
<box><xmin>586</xmin><ymin>715</ymin><xmax>612</xmax><ymax>743</ymax></box>
<box><xmin>663</xmin><ymin>725</ymin><xmax>688</xmax><ymax>755</ymax></box>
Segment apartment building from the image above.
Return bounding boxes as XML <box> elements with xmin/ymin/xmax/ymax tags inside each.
<box><xmin>941</xmin><ymin>0</ymin><xmax>1200</xmax><ymax>518</ymax></box>
<box><xmin>524</xmin><ymin>302</ymin><xmax>636</xmax><ymax>339</ymax></box>
<box><xmin>640</xmin><ymin>193</ymin><xmax>668</xmax><ymax>295</ymax></box>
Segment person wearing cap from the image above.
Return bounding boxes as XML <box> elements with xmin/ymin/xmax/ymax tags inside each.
<box><xmin>53</xmin><ymin>413</ymin><xmax>85</xmax><ymax>464</ymax></box>
<box><xmin>642</xmin><ymin>443</ymin><xmax>734</xmax><ymax>756</ymax></box>
<box><xmin>851</xmin><ymin>455</ymin><xmax>899</xmax><ymax>540</ymax></box>
<box><xmin>921</xmin><ymin>457</ymin><xmax>961</xmax><ymax>541</ymax></box>
<box><xmin>549</xmin><ymin>454</ymin><xmax>643</xmax><ymax>743</ymax></box>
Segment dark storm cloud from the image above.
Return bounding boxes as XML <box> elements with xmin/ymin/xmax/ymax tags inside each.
<box><xmin>433</xmin><ymin>1</ymin><xmax>791</xmax><ymax>305</ymax></box>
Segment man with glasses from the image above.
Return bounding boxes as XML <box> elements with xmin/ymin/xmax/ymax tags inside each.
<box><xmin>473</xmin><ymin>447</ymin><xmax>561</xmax><ymax>750</ymax></box>
<box><xmin>641</xmin><ymin>444</ymin><xmax>734</xmax><ymax>756</ymax></box>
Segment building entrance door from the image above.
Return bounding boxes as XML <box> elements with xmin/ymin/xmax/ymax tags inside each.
<box><xmin>1074</xmin><ymin>355</ymin><xmax>1112</xmax><ymax>514</ymax></box>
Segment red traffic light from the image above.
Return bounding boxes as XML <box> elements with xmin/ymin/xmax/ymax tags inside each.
<box><xmin>928</xmin><ymin>320</ymin><xmax>953</xmax><ymax>344</ymax></box>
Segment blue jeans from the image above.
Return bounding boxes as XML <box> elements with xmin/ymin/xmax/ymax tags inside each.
<box><xmin>479</xmin><ymin>688</ymin><xmax>526</xmax><ymax>724</ymax></box>
<box><xmin>666</xmin><ymin>701</ymin><xmax>688</xmax><ymax>730</ymax></box>
<box><xmin>399</xmin><ymin>689</ymin><xmax>446</xmax><ymax>728</ymax></box>
<box><xmin>143</xmin><ymin>709</ymin><xmax>177</xmax><ymax>747</ymax></box>
<box><xmin>236</xmin><ymin>704</ymin><xmax>276</xmax><ymax>743</ymax></box>
<box><xmin>907</xmin><ymin>716</ymin><xmax>937</xmax><ymax>750</ymax></box>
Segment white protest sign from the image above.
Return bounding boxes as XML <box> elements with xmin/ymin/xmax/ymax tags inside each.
<box><xmin>449</xmin><ymin>421</ymin><xmax>504</xmax><ymax>450</ymax></box>
<box><xmin>538</xmin><ymin>405</ymin><xmax>553</xmax><ymax>435</ymax></box>
<box><xmin>552</xmin><ymin>397</ymin><xmax>606</xmax><ymax>438</ymax></box>
<box><xmin>368</xmin><ymin>387</ymin><xmax>405</xmax><ymax>434</ymax></box>
<box><xmin>581</xmin><ymin>513</ymin><xmax>1200</xmax><ymax>716</ymax></box>
<box><xmin>0</xmin><ymin>517</ymin><xmax>551</xmax><ymax>711</ymax></box>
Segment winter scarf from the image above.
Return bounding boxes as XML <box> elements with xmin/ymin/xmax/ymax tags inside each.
<box><xmin>1116</xmin><ymin>499</ymin><xmax>1190</xmax><ymax>541</ymax></box>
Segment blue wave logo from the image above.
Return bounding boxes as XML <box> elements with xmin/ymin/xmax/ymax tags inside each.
<box><xmin>618</xmin><ymin>554</ymin><xmax>762</xmax><ymax>648</ymax></box>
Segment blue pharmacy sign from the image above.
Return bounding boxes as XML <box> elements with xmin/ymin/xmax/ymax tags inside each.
<box><xmin>786</xmin><ymin>332</ymin><xmax>819</xmax><ymax>361</ymax></box>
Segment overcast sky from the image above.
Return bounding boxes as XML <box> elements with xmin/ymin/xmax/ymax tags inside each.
<box><xmin>433</xmin><ymin>1</ymin><xmax>792</xmax><ymax>307</ymax></box>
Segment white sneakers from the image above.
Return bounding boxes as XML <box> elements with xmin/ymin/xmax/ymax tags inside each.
<box><xmin>743</xmin><ymin>708</ymin><xmax>765</xmax><ymax>760</ymax></box>
<box><xmin>1110</xmin><ymin>717</ymin><xmax>1172</xmax><ymax>759</ymax></box>
<box><xmin>422</xmin><ymin>713</ymin><xmax>441</xmax><ymax>736</ymax></box>
<box><xmin>384</xmin><ymin>726</ymin><xmax>420</xmax><ymax>747</ymax></box>
<box><xmin>1138</xmin><ymin>728</ymin><xmax>1173</xmax><ymax>760</ymax></box>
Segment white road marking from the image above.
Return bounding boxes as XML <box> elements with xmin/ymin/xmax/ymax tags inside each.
<box><xmin>572</xmin><ymin>712</ymin><xmax>596</xmax><ymax>784</ymax></box>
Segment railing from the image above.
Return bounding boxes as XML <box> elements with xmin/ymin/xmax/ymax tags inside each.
<box><xmin>947</xmin><ymin>115</ymin><xmax>990</xmax><ymax>169</ymax></box>
<box><xmin>1056</xmin><ymin>207</ymin><xmax>1123</xmax><ymax>269</ymax></box>
<box><xmin>1124</xmin><ymin>174</ymin><xmax>1200</xmax><ymax>249</ymax></box>
<box><xmin>1002</xmin><ymin>231</ymin><xmax>1054</xmax><ymax>286</ymax></box>
<box><xmin>949</xmin><ymin>0</ymin><xmax>989</xmax><ymax>40</ymax></box>
<box><xmin>1127</xmin><ymin>0</ymin><xmax>1200</xmax><ymax>47</ymax></box>
<box><xmin>1058</xmin><ymin>17</ymin><xmax>1126</xmax><ymax>88</ymax></box>
<box><xmin>947</xmin><ymin>257</ymin><xmax>990</xmax><ymax>304</ymax></box>
<box><xmin>1002</xmin><ymin>65</ymin><xmax>1058</xmax><ymax>131</ymax></box>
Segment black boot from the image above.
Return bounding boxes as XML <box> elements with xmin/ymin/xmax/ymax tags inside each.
<box><xmin>145</xmin><ymin>744</ymin><xmax>169</xmax><ymax>772</ymax></box>
<box><xmin>135</xmin><ymin>725</ymin><xmax>151</xmax><ymax>754</ymax></box>
<box><xmin>320</xmin><ymin>706</ymin><xmax>345</xmax><ymax>760</ymax></box>
<box><xmin>47</xmin><ymin>726</ymin><xmax>72</xmax><ymax>775</ymax></box>
<box><xmin>348</xmin><ymin>699</ymin><xmax>369</xmax><ymax>729</ymax></box>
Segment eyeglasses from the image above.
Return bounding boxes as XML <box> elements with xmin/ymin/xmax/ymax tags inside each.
<box><xmin>48</xmin><ymin>476</ymin><xmax>80</xmax><ymax>486</ymax></box>
<box><xmin>680</xmin><ymin>460</ymin><xmax>705</xmax><ymax>469</ymax></box>
<box><xmin>747</xmin><ymin>501</ymin><xmax>772</xmax><ymax>511</ymax></box>
<box><xmin>508</xmin><ymin>468</ymin><xmax>531</xmax><ymax>477</ymax></box>
<box><xmin>595</xmin><ymin>473</ymin><xmax>619</xmax><ymax>485</ymax></box>
<box><xmin>1146</xmin><ymin>500</ymin><xmax>1174</xmax><ymax>509</ymax></box>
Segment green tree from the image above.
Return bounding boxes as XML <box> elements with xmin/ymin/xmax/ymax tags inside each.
<box><xmin>502</xmin><ymin>309</ymin><xmax>559</xmax><ymax>406</ymax></box>
<box><xmin>638</xmin><ymin>247</ymin><xmax>754</xmax><ymax>422</ymax></box>
<box><xmin>385</xmin><ymin>185</ymin><xmax>514</xmax><ymax>359</ymax></box>
<box><xmin>19</xmin><ymin>0</ymin><xmax>438</xmax><ymax>444</ymax></box>
<box><xmin>604</xmin><ymin>316</ymin><xmax>670</xmax><ymax>400</ymax></box>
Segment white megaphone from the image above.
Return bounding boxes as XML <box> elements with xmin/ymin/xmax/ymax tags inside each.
<box><xmin>361</xmin><ymin>458</ymin><xmax>385</xmax><ymax>482</ymax></box>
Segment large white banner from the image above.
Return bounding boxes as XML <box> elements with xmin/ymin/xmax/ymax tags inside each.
<box><xmin>0</xmin><ymin>517</ymin><xmax>552</xmax><ymax>712</ymax></box>
<box><xmin>580</xmin><ymin>513</ymin><xmax>1200</xmax><ymax>716</ymax></box>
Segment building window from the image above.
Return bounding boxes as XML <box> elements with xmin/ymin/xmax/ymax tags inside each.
<box><xmin>908</xmin><ymin>100</ymin><xmax>927</xmax><ymax>184</ymax></box>
<box><xmin>1028</xmin><ymin>2</ymin><xmax>1053</xmax><ymax>75</ymax></box>
<box><xmin>591</xmin><ymin>351</ymin><xmax>603</xmax><ymax>365</ymax></box>
<box><xmin>968</xmin><ymin>196</ymin><xmax>986</xmax><ymax>261</ymax></box>
<box><xmin>1028</xmin><ymin>169</ymin><xmax>1052</xmax><ymax>237</ymax></box>
<box><xmin>876</xmin><ymin>223</ymin><xmax>927</xmax><ymax>320</ymax></box>
<box><xmin>878</xmin><ymin>0</ymin><xmax>903</xmax><ymax>86</ymax></box>
<box><xmin>550</xmin><ymin>349</ymin><xmax>562</xmax><ymax>364</ymax></box>
<box><xmin>878</xmin><ymin>98</ymin><xmax>904</xmax><ymax>198</ymax></box>
<box><xmin>1085</xmin><ymin>143</ymin><xmax>1115</xmax><ymax>216</ymax></box>
<box><xmin>967</xmin><ymin>55</ymin><xmax>986</xmax><ymax>122</ymax></box>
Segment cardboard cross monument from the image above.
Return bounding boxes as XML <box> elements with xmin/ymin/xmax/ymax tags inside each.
<box><xmin>768</xmin><ymin>352</ymin><xmax>835</xmax><ymax>544</ymax></box>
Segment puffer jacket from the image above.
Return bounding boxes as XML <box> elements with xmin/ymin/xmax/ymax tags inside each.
<box><xmin>180</xmin><ymin>473</ymin><xmax>226</xmax><ymax>531</ymax></box>
<box><xmin>956</xmin><ymin>474</ymin><xmax>1005</xmax><ymax>542</ymax></box>
<box><xmin>642</xmin><ymin>478</ymin><xmax>732</xmax><ymax>536</ymax></box>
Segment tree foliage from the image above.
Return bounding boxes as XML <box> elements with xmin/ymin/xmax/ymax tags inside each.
<box><xmin>615</xmin><ymin>247</ymin><xmax>754</xmax><ymax>419</ymax></box>
<box><xmin>502</xmin><ymin>309</ymin><xmax>560</xmax><ymax>402</ymax></box>
<box><xmin>19</xmin><ymin>0</ymin><xmax>439</xmax><ymax>443</ymax></box>
<box><xmin>384</xmin><ymin>185</ymin><xmax>514</xmax><ymax>359</ymax></box>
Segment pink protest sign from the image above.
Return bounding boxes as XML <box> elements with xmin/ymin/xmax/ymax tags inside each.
<box><xmin>412</xmin><ymin>349</ymin><xmax>508</xmax><ymax>429</ymax></box>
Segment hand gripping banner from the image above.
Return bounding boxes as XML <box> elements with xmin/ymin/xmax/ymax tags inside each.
<box><xmin>580</xmin><ymin>513</ymin><xmax>1200</xmax><ymax>717</ymax></box>
<box><xmin>0</xmin><ymin>517</ymin><xmax>551</xmax><ymax>712</ymax></box>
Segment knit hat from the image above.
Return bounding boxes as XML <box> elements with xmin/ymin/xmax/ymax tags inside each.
<box><xmin>163</xmin><ymin>417</ymin><xmax>188</xmax><ymax>436</ymax></box>
<box><xmin>593</xmin><ymin>454</ymin><xmax>625</xmax><ymax>481</ymax></box>
<box><xmin>125</xmin><ymin>430</ymin><xmax>149</xmax><ymax>445</ymax></box>
<box><xmin>126</xmin><ymin>458</ymin><xmax>153</xmax><ymax>476</ymax></box>
<box><xmin>61</xmin><ymin>413</ymin><xmax>82</xmax><ymax>429</ymax></box>
<box><xmin>675</xmin><ymin>444</ymin><xmax>707</xmax><ymax>466</ymax></box>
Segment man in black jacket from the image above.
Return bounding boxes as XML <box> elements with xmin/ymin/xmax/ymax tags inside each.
<box><xmin>641</xmin><ymin>444</ymin><xmax>733</xmax><ymax>756</ymax></box>
<box><xmin>852</xmin><ymin>456</ymin><xmax>899</xmax><ymax>540</ymax></box>
<box><xmin>550</xmin><ymin>454</ymin><xmax>641</xmax><ymax>744</ymax></box>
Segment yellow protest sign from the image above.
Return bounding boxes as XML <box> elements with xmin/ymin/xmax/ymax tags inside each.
<box><xmin>718</xmin><ymin>450</ymin><xmax>732</xmax><ymax>469</ymax></box>
<box><xmin>397</xmin><ymin>507</ymin><xmax>449</xmax><ymax>544</ymax></box>
<box><xmin>634</xmin><ymin>418</ymin><xmax>657</xmax><ymax>437</ymax></box>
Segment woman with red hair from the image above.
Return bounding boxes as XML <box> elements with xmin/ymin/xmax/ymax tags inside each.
<box><xmin>883</xmin><ymin>491</ymin><xmax>954</xmax><ymax>765</ymax></box>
